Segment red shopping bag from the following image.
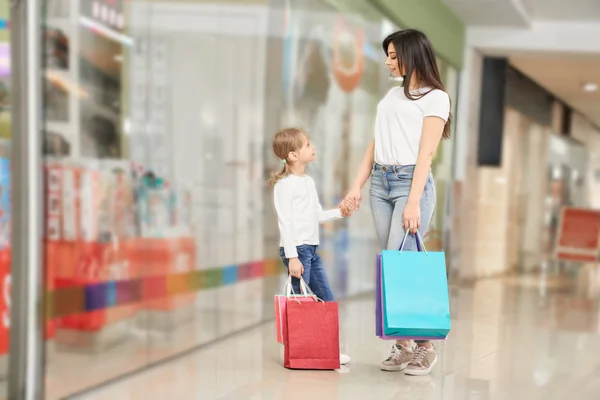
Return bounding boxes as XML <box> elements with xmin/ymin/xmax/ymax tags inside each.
<box><xmin>275</xmin><ymin>295</ymin><xmax>316</xmax><ymax>344</ymax></box>
<box><xmin>283</xmin><ymin>300</ymin><xmax>340</xmax><ymax>370</ymax></box>
<box><xmin>275</xmin><ymin>277</ymin><xmax>317</xmax><ymax>344</ymax></box>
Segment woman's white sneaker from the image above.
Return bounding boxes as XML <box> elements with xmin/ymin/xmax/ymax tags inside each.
<box><xmin>380</xmin><ymin>344</ymin><xmax>413</xmax><ymax>372</ymax></box>
<box><xmin>404</xmin><ymin>346</ymin><xmax>437</xmax><ymax>376</ymax></box>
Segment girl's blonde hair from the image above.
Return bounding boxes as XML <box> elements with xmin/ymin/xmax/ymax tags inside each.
<box><xmin>268</xmin><ymin>127</ymin><xmax>307</xmax><ymax>186</ymax></box>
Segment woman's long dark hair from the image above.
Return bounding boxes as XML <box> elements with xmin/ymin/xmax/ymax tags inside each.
<box><xmin>383</xmin><ymin>29</ymin><xmax>452</xmax><ymax>139</ymax></box>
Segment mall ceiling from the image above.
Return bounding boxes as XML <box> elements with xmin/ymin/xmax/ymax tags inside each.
<box><xmin>442</xmin><ymin>0</ymin><xmax>600</xmax><ymax>127</ymax></box>
<box><xmin>442</xmin><ymin>0</ymin><xmax>600</xmax><ymax>26</ymax></box>
<box><xmin>510</xmin><ymin>54</ymin><xmax>600</xmax><ymax>127</ymax></box>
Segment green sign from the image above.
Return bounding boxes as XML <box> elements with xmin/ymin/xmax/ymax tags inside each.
<box><xmin>373</xmin><ymin>0</ymin><xmax>465</xmax><ymax>68</ymax></box>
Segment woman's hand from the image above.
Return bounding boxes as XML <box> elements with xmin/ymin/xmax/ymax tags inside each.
<box><xmin>340</xmin><ymin>186</ymin><xmax>362</xmax><ymax>211</ymax></box>
<box><xmin>403</xmin><ymin>201</ymin><xmax>421</xmax><ymax>233</ymax></box>
<box><xmin>339</xmin><ymin>204</ymin><xmax>352</xmax><ymax>217</ymax></box>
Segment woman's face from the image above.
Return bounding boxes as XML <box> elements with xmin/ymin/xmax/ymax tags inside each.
<box><xmin>385</xmin><ymin>42</ymin><xmax>402</xmax><ymax>77</ymax></box>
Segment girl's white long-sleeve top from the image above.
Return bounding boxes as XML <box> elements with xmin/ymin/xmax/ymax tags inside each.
<box><xmin>273</xmin><ymin>174</ymin><xmax>342</xmax><ymax>259</ymax></box>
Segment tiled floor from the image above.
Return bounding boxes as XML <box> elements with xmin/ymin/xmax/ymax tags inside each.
<box><xmin>73</xmin><ymin>265</ymin><xmax>600</xmax><ymax>400</ymax></box>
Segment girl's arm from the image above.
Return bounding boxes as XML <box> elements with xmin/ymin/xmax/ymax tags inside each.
<box><xmin>318</xmin><ymin>204</ymin><xmax>343</xmax><ymax>223</ymax></box>
<box><xmin>315</xmin><ymin>178</ymin><xmax>344</xmax><ymax>222</ymax></box>
<box><xmin>273</xmin><ymin>182</ymin><xmax>298</xmax><ymax>259</ymax></box>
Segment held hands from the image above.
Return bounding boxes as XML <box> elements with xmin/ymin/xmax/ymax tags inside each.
<box><xmin>338</xmin><ymin>186</ymin><xmax>362</xmax><ymax>217</ymax></box>
<box><xmin>402</xmin><ymin>200</ymin><xmax>421</xmax><ymax>234</ymax></box>
<box><xmin>338</xmin><ymin>197</ymin><xmax>355</xmax><ymax>217</ymax></box>
<box><xmin>289</xmin><ymin>258</ymin><xmax>304</xmax><ymax>279</ymax></box>
<box><xmin>339</xmin><ymin>200</ymin><xmax>353</xmax><ymax>217</ymax></box>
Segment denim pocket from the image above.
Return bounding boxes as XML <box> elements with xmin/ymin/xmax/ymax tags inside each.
<box><xmin>395</xmin><ymin>172</ymin><xmax>412</xmax><ymax>181</ymax></box>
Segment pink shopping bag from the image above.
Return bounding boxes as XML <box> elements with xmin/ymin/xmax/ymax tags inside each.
<box><xmin>275</xmin><ymin>277</ymin><xmax>317</xmax><ymax>344</ymax></box>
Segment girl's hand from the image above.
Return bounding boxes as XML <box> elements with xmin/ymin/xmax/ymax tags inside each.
<box><xmin>340</xmin><ymin>186</ymin><xmax>361</xmax><ymax>210</ymax></box>
<box><xmin>343</xmin><ymin>197</ymin><xmax>355</xmax><ymax>211</ymax></box>
<box><xmin>288</xmin><ymin>258</ymin><xmax>304</xmax><ymax>279</ymax></box>
<box><xmin>403</xmin><ymin>201</ymin><xmax>420</xmax><ymax>234</ymax></box>
<box><xmin>339</xmin><ymin>204</ymin><xmax>352</xmax><ymax>217</ymax></box>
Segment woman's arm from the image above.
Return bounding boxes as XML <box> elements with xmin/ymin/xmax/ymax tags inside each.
<box><xmin>404</xmin><ymin>117</ymin><xmax>445</xmax><ymax>231</ymax></box>
<box><xmin>350</xmin><ymin>139</ymin><xmax>375</xmax><ymax>191</ymax></box>
<box><xmin>340</xmin><ymin>140</ymin><xmax>374</xmax><ymax>211</ymax></box>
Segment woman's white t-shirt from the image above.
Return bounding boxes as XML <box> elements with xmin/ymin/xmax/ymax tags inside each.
<box><xmin>374</xmin><ymin>86</ymin><xmax>450</xmax><ymax>166</ymax></box>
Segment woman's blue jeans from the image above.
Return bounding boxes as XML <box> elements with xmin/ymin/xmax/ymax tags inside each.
<box><xmin>370</xmin><ymin>163</ymin><xmax>436</xmax><ymax>344</ymax></box>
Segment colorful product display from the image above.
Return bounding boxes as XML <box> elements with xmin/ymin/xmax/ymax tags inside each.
<box><xmin>46</xmin><ymin>158</ymin><xmax>197</xmax><ymax>349</ymax></box>
<box><xmin>0</xmin><ymin>248</ymin><xmax>8</xmax><ymax>356</ymax></box>
<box><xmin>0</xmin><ymin>156</ymin><xmax>11</xmax><ymax>377</ymax></box>
<box><xmin>0</xmin><ymin>157</ymin><xmax>9</xmax><ymax>354</ymax></box>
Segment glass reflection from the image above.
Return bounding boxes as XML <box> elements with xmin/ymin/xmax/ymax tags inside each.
<box><xmin>40</xmin><ymin>0</ymin><xmax>459</xmax><ymax>398</ymax></box>
<box><xmin>0</xmin><ymin>11</ymin><xmax>9</xmax><ymax>400</ymax></box>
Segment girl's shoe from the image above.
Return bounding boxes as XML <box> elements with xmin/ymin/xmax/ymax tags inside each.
<box><xmin>340</xmin><ymin>353</ymin><xmax>351</xmax><ymax>365</ymax></box>
<box><xmin>404</xmin><ymin>346</ymin><xmax>437</xmax><ymax>376</ymax></box>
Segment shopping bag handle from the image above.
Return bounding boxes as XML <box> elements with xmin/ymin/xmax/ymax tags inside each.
<box><xmin>283</xmin><ymin>277</ymin><xmax>307</xmax><ymax>304</ymax></box>
<box><xmin>298</xmin><ymin>278</ymin><xmax>325</xmax><ymax>303</ymax></box>
<box><xmin>283</xmin><ymin>276</ymin><xmax>325</xmax><ymax>303</ymax></box>
<box><xmin>399</xmin><ymin>230</ymin><xmax>428</xmax><ymax>255</ymax></box>
<box><xmin>284</xmin><ymin>276</ymin><xmax>306</xmax><ymax>297</ymax></box>
<box><xmin>284</xmin><ymin>276</ymin><xmax>318</xmax><ymax>299</ymax></box>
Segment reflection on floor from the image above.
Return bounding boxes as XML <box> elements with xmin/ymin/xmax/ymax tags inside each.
<box><xmin>70</xmin><ymin>266</ymin><xmax>600</xmax><ymax>399</ymax></box>
<box><xmin>42</xmin><ymin>276</ymin><xmax>283</xmax><ymax>400</ymax></box>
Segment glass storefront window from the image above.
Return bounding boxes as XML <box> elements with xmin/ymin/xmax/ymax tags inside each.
<box><xmin>0</xmin><ymin>6</ymin><xmax>9</xmax><ymax>400</ymax></box>
<box><xmin>6</xmin><ymin>0</ymin><xmax>462</xmax><ymax>397</ymax></box>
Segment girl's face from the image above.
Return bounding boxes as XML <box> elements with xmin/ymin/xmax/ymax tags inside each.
<box><xmin>385</xmin><ymin>42</ymin><xmax>402</xmax><ymax>77</ymax></box>
<box><xmin>290</xmin><ymin>135</ymin><xmax>316</xmax><ymax>164</ymax></box>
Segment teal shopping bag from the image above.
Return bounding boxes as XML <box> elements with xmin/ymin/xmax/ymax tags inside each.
<box><xmin>381</xmin><ymin>231</ymin><xmax>450</xmax><ymax>339</ymax></box>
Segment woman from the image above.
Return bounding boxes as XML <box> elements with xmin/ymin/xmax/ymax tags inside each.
<box><xmin>341</xmin><ymin>29</ymin><xmax>451</xmax><ymax>376</ymax></box>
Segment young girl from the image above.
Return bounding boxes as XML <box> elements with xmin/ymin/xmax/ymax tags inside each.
<box><xmin>269</xmin><ymin>127</ymin><xmax>351</xmax><ymax>365</ymax></box>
